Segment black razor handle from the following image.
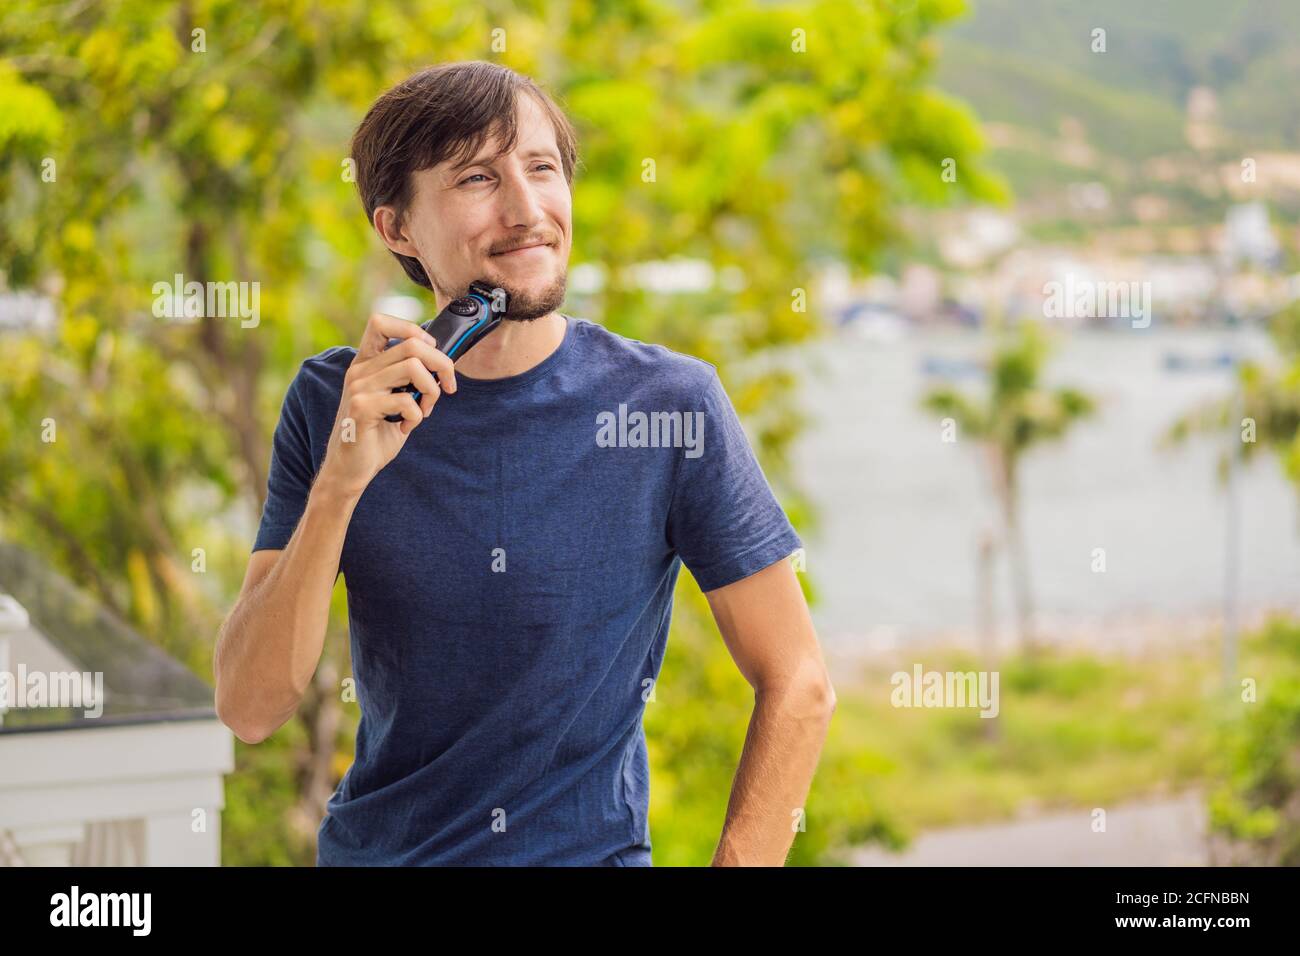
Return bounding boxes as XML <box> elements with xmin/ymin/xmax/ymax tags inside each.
<box><xmin>382</xmin><ymin>281</ymin><xmax>506</xmax><ymax>421</ymax></box>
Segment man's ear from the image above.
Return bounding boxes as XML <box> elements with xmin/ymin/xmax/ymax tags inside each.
<box><xmin>373</xmin><ymin>205</ymin><xmax>421</xmax><ymax>257</ymax></box>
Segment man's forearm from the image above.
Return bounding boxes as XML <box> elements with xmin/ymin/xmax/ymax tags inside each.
<box><xmin>214</xmin><ymin>478</ymin><xmax>359</xmax><ymax>743</ymax></box>
<box><xmin>711</xmin><ymin>678</ymin><xmax>835</xmax><ymax>866</ymax></box>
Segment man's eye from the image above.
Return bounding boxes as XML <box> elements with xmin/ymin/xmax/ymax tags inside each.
<box><xmin>460</xmin><ymin>165</ymin><xmax>552</xmax><ymax>185</ymax></box>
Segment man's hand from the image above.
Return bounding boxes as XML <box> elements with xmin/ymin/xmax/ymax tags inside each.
<box><xmin>318</xmin><ymin>312</ymin><xmax>459</xmax><ymax>499</ymax></box>
<box><xmin>703</xmin><ymin>556</ymin><xmax>836</xmax><ymax>866</ymax></box>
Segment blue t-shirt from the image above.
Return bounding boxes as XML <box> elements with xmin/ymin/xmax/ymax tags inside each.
<box><xmin>252</xmin><ymin>313</ymin><xmax>802</xmax><ymax>865</ymax></box>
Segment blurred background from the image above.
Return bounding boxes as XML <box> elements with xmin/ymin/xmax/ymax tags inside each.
<box><xmin>1</xmin><ymin>0</ymin><xmax>1298</xmax><ymax>866</ymax></box>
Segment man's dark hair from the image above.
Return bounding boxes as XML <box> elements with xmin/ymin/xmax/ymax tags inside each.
<box><xmin>350</xmin><ymin>61</ymin><xmax>580</xmax><ymax>291</ymax></box>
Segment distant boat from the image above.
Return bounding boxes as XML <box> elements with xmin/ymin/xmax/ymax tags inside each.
<box><xmin>919</xmin><ymin>355</ymin><xmax>986</xmax><ymax>379</ymax></box>
<box><xmin>837</xmin><ymin>303</ymin><xmax>908</xmax><ymax>343</ymax></box>
<box><xmin>1162</xmin><ymin>350</ymin><xmax>1236</xmax><ymax>372</ymax></box>
<box><xmin>938</xmin><ymin>299</ymin><xmax>981</xmax><ymax>328</ymax></box>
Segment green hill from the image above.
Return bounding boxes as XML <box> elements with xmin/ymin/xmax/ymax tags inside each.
<box><xmin>931</xmin><ymin>0</ymin><xmax>1300</xmax><ymax>220</ymax></box>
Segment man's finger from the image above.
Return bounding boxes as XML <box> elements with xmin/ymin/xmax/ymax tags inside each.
<box><xmin>364</xmin><ymin>355</ymin><xmax>440</xmax><ymax>400</ymax></box>
<box><xmin>374</xmin><ymin>390</ymin><xmax>423</xmax><ymax>425</ymax></box>
<box><xmin>355</xmin><ymin>336</ymin><xmax>458</xmax><ymax>394</ymax></box>
<box><xmin>356</xmin><ymin>312</ymin><xmax>437</xmax><ymax>360</ymax></box>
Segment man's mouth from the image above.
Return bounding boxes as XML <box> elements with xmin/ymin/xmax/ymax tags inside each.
<box><xmin>492</xmin><ymin>242</ymin><xmax>553</xmax><ymax>257</ymax></box>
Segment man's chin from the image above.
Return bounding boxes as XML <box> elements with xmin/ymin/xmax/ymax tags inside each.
<box><xmin>488</xmin><ymin>270</ymin><xmax>568</xmax><ymax>323</ymax></box>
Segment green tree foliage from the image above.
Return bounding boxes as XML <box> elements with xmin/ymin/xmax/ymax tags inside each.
<box><xmin>1</xmin><ymin>0</ymin><xmax>997</xmax><ymax>864</ymax></box>
<box><xmin>1208</xmin><ymin>619</ymin><xmax>1300</xmax><ymax>866</ymax></box>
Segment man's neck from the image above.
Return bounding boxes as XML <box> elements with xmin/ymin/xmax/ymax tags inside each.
<box><xmin>451</xmin><ymin>310</ymin><xmax>566</xmax><ymax>380</ymax></box>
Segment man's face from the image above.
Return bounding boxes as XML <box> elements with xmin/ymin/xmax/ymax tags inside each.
<box><xmin>381</xmin><ymin>91</ymin><xmax>572</xmax><ymax>322</ymax></box>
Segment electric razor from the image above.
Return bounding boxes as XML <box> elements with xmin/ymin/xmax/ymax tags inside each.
<box><xmin>383</xmin><ymin>279</ymin><xmax>507</xmax><ymax>421</ymax></box>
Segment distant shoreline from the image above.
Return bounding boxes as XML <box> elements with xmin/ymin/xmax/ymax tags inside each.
<box><xmin>820</xmin><ymin>601</ymin><xmax>1300</xmax><ymax>677</ymax></box>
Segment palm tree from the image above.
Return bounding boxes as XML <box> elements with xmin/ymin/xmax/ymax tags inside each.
<box><xmin>1165</xmin><ymin>302</ymin><xmax>1300</xmax><ymax>504</ymax></box>
<box><xmin>1165</xmin><ymin>301</ymin><xmax>1300</xmax><ymax>688</ymax></box>
<box><xmin>922</xmin><ymin>321</ymin><xmax>1095</xmax><ymax>656</ymax></box>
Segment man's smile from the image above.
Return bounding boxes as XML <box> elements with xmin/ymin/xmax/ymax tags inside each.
<box><xmin>493</xmin><ymin>243</ymin><xmax>552</xmax><ymax>258</ymax></box>
<box><xmin>490</xmin><ymin>236</ymin><xmax>556</xmax><ymax>258</ymax></box>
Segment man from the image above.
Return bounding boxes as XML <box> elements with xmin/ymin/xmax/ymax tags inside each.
<box><xmin>214</xmin><ymin>60</ymin><xmax>835</xmax><ymax>867</ymax></box>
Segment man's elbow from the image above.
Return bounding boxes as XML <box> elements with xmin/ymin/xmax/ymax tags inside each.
<box><xmin>809</xmin><ymin>672</ymin><xmax>837</xmax><ymax>719</ymax></box>
<box><xmin>229</xmin><ymin>724</ymin><xmax>271</xmax><ymax>746</ymax></box>
<box><xmin>216</xmin><ymin>698</ymin><xmax>270</xmax><ymax>745</ymax></box>
<box><xmin>797</xmin><ymin>652</ymin><xmax>837</xmax><ymax>717</ymax></box>
<box><xmin>759</xmin><ymin>663</ymin><xmax>837</xmax><ymax>721</ymax></box>
<box><xmin>215</xmin><ymin>682</ymin><xmax>277</xmax><ymax>745</ymax></box>
<box><xmin>213</xmin><ymin>629</ymin><xmax>295</xmax><ymax>744</ymax></box>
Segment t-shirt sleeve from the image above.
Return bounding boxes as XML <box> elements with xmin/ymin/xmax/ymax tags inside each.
<box><xmin>252</xmin><ymin>370</ymin><xmax>318</xmax><ymax>553</ymax></box>
<box><xmin>666</xmin><ymin>368</ymin><xmax>803</xmax><ymax>592</ymax></box>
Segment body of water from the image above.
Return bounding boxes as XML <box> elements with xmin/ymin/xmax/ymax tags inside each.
<box><xmin>788</xmin><ymin>325</ymin><xmax>1300</xmax><ymax>654</ymax></box>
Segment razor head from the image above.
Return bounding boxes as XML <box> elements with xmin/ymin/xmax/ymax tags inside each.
<box><xmin>468</xmin><ymin>280</ymin><xmax>509</xmax><ymax>314</ymax></box>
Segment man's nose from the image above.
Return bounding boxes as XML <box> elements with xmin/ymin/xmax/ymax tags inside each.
<box><xmin>496</xmin><ymin>163</ymin><xmax>546</xmax><ymax>228</ymax></box>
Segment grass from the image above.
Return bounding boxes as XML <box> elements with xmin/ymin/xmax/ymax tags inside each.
<box><xmin>820</xmin><ymin>618</ymin><xmax>1300</xmax><ymax>845</ymax></box>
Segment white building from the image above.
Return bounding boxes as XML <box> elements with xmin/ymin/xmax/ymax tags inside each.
<box><xmin>0</xmin><ymin>542</ymin><xmax>232</xmax><ymax>865</ymax></box>
<box><xmin>1221</xmin><ymin>202</ymin><xmax>1281</xmax><ymax>268</ymax></box>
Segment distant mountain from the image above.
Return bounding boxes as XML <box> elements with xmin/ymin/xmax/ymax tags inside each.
<box><xmin>939</xmin><ymin>0</ymin><xmax>1300</xmax><ymax>151</ymax></box>
<box><xmin>932</xmin><ymin>0</ymin><xmax>1300</xmax><ymax>218</ymax></box>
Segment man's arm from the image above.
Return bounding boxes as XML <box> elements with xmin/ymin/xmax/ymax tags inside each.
<box><xmin>703</xmin><ymin>556</ymin><xmax>835</xmax><ymax>866</ymax></box>
<box><xmin>213</xmin><ymin>312</ymin><xmax>456</xmax><ymax>744</ymax></box>
<box><xmin>213</xmin><ymin>481</ymin><xmax>359</xmax><ymax>744</ymax></box>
